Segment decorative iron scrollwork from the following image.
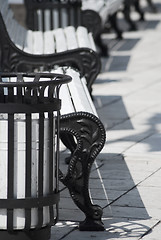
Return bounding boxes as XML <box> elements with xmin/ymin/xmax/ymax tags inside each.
<box><xmin>59</xmin><ymin>112</ymin><xmax>106</xmax><ymax>231</ymax></box>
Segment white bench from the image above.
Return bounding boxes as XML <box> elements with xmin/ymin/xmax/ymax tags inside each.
<box><xmin>81</xmin><ymin>0</ymin><xmax>123</xmax><ymax>54</ymax></box>
<box><xmin>82</xmin><ymin>0</ymin><xmax>123</xmax><ymax>26</ymax></box>
<box><xmin>1</xmin><ymin>0</ymin><xmax>100</xmax><ymax>94</ymax></box>
<box><xmin>0</xmin><ymin>1</ymin><xmax>106</xmax><ymax>232</ymax></box>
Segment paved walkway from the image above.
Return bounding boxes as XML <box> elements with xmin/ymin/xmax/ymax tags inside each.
<box><xmin>52</xmin><ymin>1</ymin><xmax>161</xmax><ymax>239</ymax></box>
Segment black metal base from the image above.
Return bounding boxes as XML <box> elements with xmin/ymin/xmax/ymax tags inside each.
<box><xmin>0</xmin><ymin>226</ymin><xmax>51</xmax><ymax>240</ymax></box>
<box><xmin>79</xmin><ymin>218</ymin><xmax>105</xmax><ymax>231</ymax></box>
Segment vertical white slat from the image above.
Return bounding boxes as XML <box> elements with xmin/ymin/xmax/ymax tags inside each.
<box><xmin>1</xmin><ymin>0</ymin><xmax>9</xmax><ymax>19</ymax></box>
<box><xmin>61</xmin><ymin>8</ymin><xmax>67</xmax><ymax>28</ymax></box>
<box><xmin>4</xmin><ymin>9</ymin><xmax>14</xmax><ymax>32</ymax></box>
<box><xmin>88</xmin><ymin>32</ymin><xmax>97</xmax><ymax>51</ymax></box>
<box><xmin>64</xmin><ymin>26</ymin><xmax>79</xmax><ymax>50</ymax></box>
<box><xmin>52</xmin><ymin>9</ymin><xmax>59</xmax><ymax>29</ymax></box>
<box><xmin>53</xmin><ymin>28</ymin><xmax>68</xmax><ymax>53</ymax></box>
<box><xmin>14</xmin><ymin>25</ymin><xmax>27</xmax><ymax>50</ymax></box>
<box><xmin>33</xmin><ymin>31</ymin><xmax>44</xmax><ymax>54</ymax></box>
<box><xmin>50</xmin><ymin>68</ymin><xmax>75</xmax><ymax>114</ymax></box>
<box><xmin>9</xmin><ymin>19</ymin><xmax>17</xmax><ymax>43</ymax></box>
<box><xmin>76</xmin><ymin>26</ymin><xmax>91</xmax><ymax>49</ymax></box>
<box><xmin>23</xmin><ymin>30</ymin><xmax>34</xmax><ymax>54</ymax></box>
<box><xmin>43</xmin><ymin>30</ymin><xmax>55</xmax><ymax>54</ymax></box>
<box><xmin>65</xmin><ymin>67</ymin><xmax>98</xmax><ymax>115</ymax></box>
<box><xmin>0</xmin><ymin>0</ymin><xmax>6</xmax><ymax>10</ymax></box>
<box><xmin>37</xmin><ymin>9</ymin><xmax>43</xmax><ymax>31</ymax></box>
<box><xmin>44</xmin><ymin>9</ymin><xmax>51</xmax><ymax>31</ymax></box>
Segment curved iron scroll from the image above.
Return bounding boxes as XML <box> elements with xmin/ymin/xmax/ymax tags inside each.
<box><xmin>59</xmin><ymin>112</ymin><xmax>106</xmax><ymax>231</ymax></box>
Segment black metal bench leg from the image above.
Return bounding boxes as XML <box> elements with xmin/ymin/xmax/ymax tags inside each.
<box><xmin>59</xmin><ymin>112</ymin><xmax>106</xmax><ymax>231</ymax></box>
<box><xmin>123</xmin><ymin>1</ymin><xmax>137</xmax><ymax>31</ymax></box>
<box><xmin>134</xmin><ymin>0</ymin><xmax>145</xmax><ymax>21</ymax></box>
<box><xmin>108</xmin><ymin>12</ymin><xmax>123</xmax><ymax>39</ymax></box>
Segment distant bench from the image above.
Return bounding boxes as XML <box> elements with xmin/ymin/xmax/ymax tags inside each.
<box><xmin>0</xmin><ymin>0</ymin><xmax>106</xmax><ymax>232</ymax></box>
<box><xmin>81</xmin><ymin>0</ymin><xmax>123</xmax><ymax>55</ymax></box>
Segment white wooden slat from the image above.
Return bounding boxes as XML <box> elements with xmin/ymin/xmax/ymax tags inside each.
<box><xmin>50</xmin><ymin>68</ymin><xmax>75</xmax><ymax>115</ymax></box>
<box><xmin>44</xmin><ymin>9</ymin><xmax>51</xmax><ymax>31</ymax></box>
<box><xmin>61</xmin><ymin>8</ymin><xmax>68</xmax><ymax>28</ymax></box>
<box><xmin>76</xmin><ymin>26</ymin><xmax>91</xmax><ymax>49</ymax></box>
<box><xmin>65</xmin><ymin>68</ymin><xmax>97</xmax><ymax>115</ymax></box>
<box><xmin>0</xmin><ymin>0</ymin><xmax>6</xmax><ymax>9</ymax></box>
<box><xmin>64</xmin><ymin>26</ymin><xmax>79</xmax><ymax>50</ymax></box>
<box><xmin>37</xmin><ymin>9</ymin><xmax>43</xmax><ymax>31</ymax></box>
<box><xmin>1</xmin><ymin>0</ymin><xmax>9</xmax><ymax>19</ymax></box>
<box><xmin>5</xmin><ymin>11</ymin><xmax>15</xmax><ymax>38</ymax></box>
<box><xmin>4</xmin><ymin>9</ymin><xmax>13</xmax><ymax>26</ymax></box>
<box><xmin>53</xmin><ymin>28</ymin><xmax>68</xmax><ymax>53</ymax></box>
<box><xmin>15</xmin><ymin>25</ymin><xmax>27</xmax><ymax>50</ymax></box>
<box><xmin>107</xmin><ymin>0</ymin><xmax>123</xmax><ymax>15</ymax></box>
<box><xmin>33</xmin><ymin>31</ymin><xmax>44</xmax><ymax>54</ymax></box>
<box><xmin>52</xmin><ymin>9</ymin><xmax>59</xmax><ymax>29</ymax></box>
<box><xmin>9</xmin><ymin>19</ymin><xmax>17</xmax><ymax>42</ymax></box>
<box><xmin>43</xmin><ymin>30</ymin><xmax>56</xmax><ymax>54</ymax></box>
<box><xmin>82</xmin><ymin>0</ymin><xmax>105</xmax><ymax>12</ymax></box>
<box><xmin>88</xmin><ymin>32</ymin><xmax>97</xmax><ymax>51</ymax></box>
<box><xmin>23</xmin><ymin>30</ymin><xmax>33</xmax><ymax>53</ymax></box>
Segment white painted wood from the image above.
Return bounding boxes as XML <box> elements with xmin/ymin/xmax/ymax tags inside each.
<box><xmin>82</xmin><ymin>0</ymin><xmax>105</xmax><ymax>12</ymax></box>
<box><xmin>1</xmin><ymin>0</ymin><xmax>9</xmax><ymax>19</ymax></box>
<box><xmin>51</xmin><ymin>68</ymin><xmax>75</xmax><ymax>115</ymax></box>
<box><xmin>44</xmin><ymin>9</ymin><xmax>50</xmax><ymax>31</ymax></box>
<box><xmin>64</xmin><ymin>26</ymin><xmax>79</xmax><ymax>50</ymax></box>
<box><xmin>76</xmin><ymin>26</ymin><xmax>91</xmax><ymax>49</ymax></box>
<box><xmin>37</xmin><ymin>9</ymin><xmax>43</xmax><ymax>31</ymax></box>
<box><xmin>88</xmin><ymin>32</ymin><xmax>97</xmax><ymax>51</ymax></box>
<box><xmin>14</xmin><ymin>25</ymin><xmax>27</xmax><ymax>50</ymax></box>
<box><xmin>65</xmin><ymin>68</ymin><xmax>98</xmax><ymax>115</ymax></box>
<box><xmin>61</xmin><ymin>8</ymin><xmax>68</xmax><ymax>28</ymax></box>
<box><xmin>23</xmin><ymin>30</ymin><xmax>33</xmax><ymax>53</ymax></box>
<box><xmin>44</xmin><ymin>30</ymin><xmax>56</xmax><ymax>54</ymax></box>
<box><xmin>52</xmin><ymin>9</ymin><xmax>59</xmax><ymax>29</ymax></box>
<box><xmin>53</xmin><ymin>28</ymin><xmax>68</xmax><ymax>53</ymax></box>
<box><xmin>32</xmin><ymin>31</ymin><xmax>44</xmax><ymax>54</ymax></box>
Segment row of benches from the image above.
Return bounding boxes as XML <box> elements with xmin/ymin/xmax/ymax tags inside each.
<box><xmin>0</xmin><ymin>0</ymin><xmax>158</xmax><ymax>238</ymax></box>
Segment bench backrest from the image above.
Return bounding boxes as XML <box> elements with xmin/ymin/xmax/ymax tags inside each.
<box><xmin>24</xmin><ymin>0</ymin><xmax>82</xmax><ymax>31</ymax></box>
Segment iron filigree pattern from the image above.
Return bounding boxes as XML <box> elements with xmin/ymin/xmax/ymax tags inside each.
<box><xmin>59</xmin><ymin>112</ymin><xmax>106</xmax><ymax>231</ymax></box>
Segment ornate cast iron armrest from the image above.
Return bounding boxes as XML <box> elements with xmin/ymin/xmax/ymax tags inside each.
<box><xmin>59</xmin><ymin>112</ymin><xmax>106</xmax><ymax>231</ymax></box>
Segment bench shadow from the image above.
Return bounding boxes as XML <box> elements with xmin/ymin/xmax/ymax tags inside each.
<box><xmin>89</xmin><ymin>152</ymin><xmax>151</xmax><ymax>237</ymax></box>
<box><xmin>100</xmin><ymin>37</ymin><xmax>141</xmax><ymax>73</ymax></box>
<box><xmin>94</xmin><ymin>95</ymin><xmax>134</xmax><ymax>130</ymax></box>
<box><xmin>107</xmin><ymin>113</ymin><xmax>161</xmax><ymax>152</ymax></box>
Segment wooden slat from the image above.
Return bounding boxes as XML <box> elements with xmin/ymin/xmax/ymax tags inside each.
<box><xmin>64</xmin><ymin>26</ymin><xmax>79</xmax><ymax>50</ymax></box>
<box><xmin>33</xmin><ymin>31</ymin><xmax>44</xmax><ymax>54</ymax></box>
<box><xmin>44</xmin><ymin>10</ymin><xmax>51</xmax><ymax>31</ymax></box>
<box><xmin>44</xmin><ymin>30</ymin><xmax>55</xmax><ymax>54</ymax></box>
<box><xmin>65</xmin><ymin>68</ymin><xmax>97</xmax><ymax>115</ymax></box>
<box><xmin>53</xmin><ymin>28</ymin><xmax>68</xmax><ymax>53</ymax></box>
<box><xmin>76</xmin><ymin>26</ymin><xmax>91</xmax><ymax>49</ymax></box>
<box><xmin>50</xmin><ymin>69</ymin><xmax>75</xmax><ymax>114</ymax></box>
<box><xmin>15</xmin><ymin>26</ymin><xmax>27</xmax><ymax>51</ymax></box>
<box><xmin>23</xmin><ymin>30</ymin><xmax>34</xmax><ymax>53</ymax></box>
